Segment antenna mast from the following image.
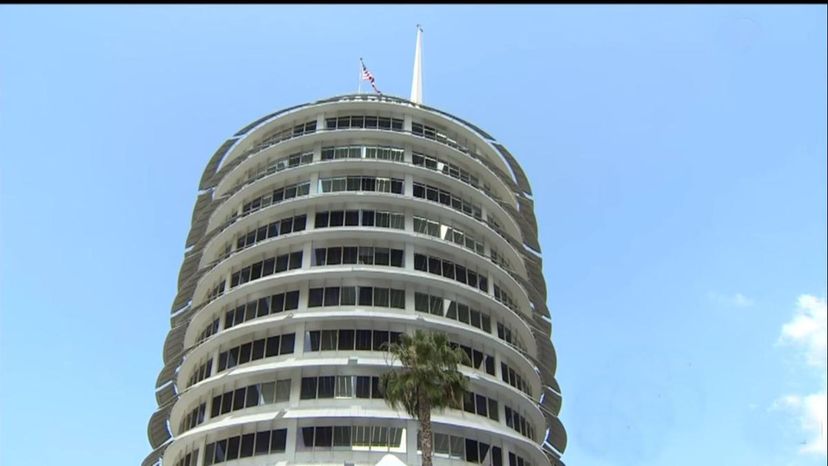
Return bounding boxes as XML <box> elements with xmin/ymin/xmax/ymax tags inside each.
<box><xmin>410</xmin><ymin>25</ymin><xmax>423</xmax><ymax>105</ymax></box>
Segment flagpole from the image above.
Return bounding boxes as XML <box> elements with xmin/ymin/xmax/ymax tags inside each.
<box><xmin>357</xmin><ymin>58</ymin><xmax>362</xmax><ymax>94</ymax></box>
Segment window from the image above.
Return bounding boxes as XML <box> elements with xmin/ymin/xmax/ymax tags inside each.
<box><xmin>271</xmin><ymin>429</ymin><xmax>287</xmax><ymax>452</ymax></box>
<box><xmin>215</xmin><ymin>332</ymin><xmax>295</xmax><ymax>375</ymax></box>
<box><xmin>334</xmin><ymin>426</ymin><xmax>351</xmax><ymax>447</ymax></box>
<box><xmin>319</xmin><ymin>176</ymin><xmax>404</xmax><ymax>194</ymax></box>
<box><xmin>412</xmin><ymin>181</ymin><xmax>483</xmax><ymax>220</ymax></box>
<box><xmin>275</xmin><ymin>379</ymin><xmax>291</xmax><ymax>402</ymax></box>
<box><xmin>314</xmin><ymin>246</ymin><xmax>404</xmax><ymax>267</ymax></box>
<box><xmin>203</xmin><ymin>428</ymin><xmax>288</xmax><ymax>465</ymax></box>
<box><xmin>308</xmin><ymin>286</ymin><xmax>404</xmax><ymax>309</ymax></box>
<box><xmin>238</xmin><ymin>181</ymin><xmax>311</xmax><ymax>222</ymax></box>
<box><xmin>240</xmin><ymin>433</ymin><xmax>255</xmax><ymax>458</ymax></box>
<box><xmin>300</xmin><ymin>378</ymin><xmax>318</xmax><ymax>399</ymax></box>
<box><xmin>413</xmin><ymin>215</ymin><xmax>488</xmax><ymax>259</ymax></box>
<box><xmin>336</xmin><ymin>376</ymin><xmax>353</xmax><ymax>398</ymax></box>
<box><xmin>300</xmin><ymin>425</ymin><xmax>404</xmax><ymax>451</ymax></box>
<box><xmin>228</xmin><ymin>252</ymin><xmax>303</xmax><ymax>292</ymax></box>
<box><xmin>413</xmin><ymin>253</ymin><xmax>488</xmax><ymax>292</ymax></box>
<box><xmin>321</xmin><ymin>145</ymin><xmax>404</xmax><ymax>162</ymax></box>
<box><xmin>325</xmin><ymin>115</ymin><xmax>403</xmax><ymax>132</ymax></box>
<box><xmin>232</xmin><ymin>214</ymin><xmax>307</xmax><ymax>252</ymax></box>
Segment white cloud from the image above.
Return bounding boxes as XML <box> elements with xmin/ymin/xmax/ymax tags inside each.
<box><xmin>707</xmin><ymin>291</ymin><xmax>754</xmax><ymax>308</ymax></box>
<box><xmin>779</xmin><ymin>295</ymin><xmax>827</xmax><ymax>369</ymax></box>
<box><xmin>774</xmin><ymin>294</ymin><xmax>827</xmax><ymax>457</ymax></box>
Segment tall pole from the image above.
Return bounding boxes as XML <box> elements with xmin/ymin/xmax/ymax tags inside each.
<box><xmin>410</xmin><ymin>24</ymin><xmax>423</xmax><ymax>105</ymax></box>
<box><xmin>358</xmin><ymin>58</ymin><xmax>363</xmax><ymax>94</ymax></box>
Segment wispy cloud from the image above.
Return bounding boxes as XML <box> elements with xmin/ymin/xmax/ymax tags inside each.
<box><xmin>774</xmin><ymin>295</ymin><xmax>827</xmax><ymax>456</ymax></box>
<box><xmin>707</xmin><ymin>291</ymin><xmax>754</xmax><ymax>308</ymax></box>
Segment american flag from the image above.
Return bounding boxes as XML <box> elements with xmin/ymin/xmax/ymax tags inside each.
<box><xmin>360</xmin><ymin>58</ymin><xmax>381</xmax><ymax>95</ymax></box>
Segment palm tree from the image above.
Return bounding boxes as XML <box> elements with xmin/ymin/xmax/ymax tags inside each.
<box><xmin>379</xmin><ymin>330</ymin><xmax>469</xmax><ymax>466</ymax></box>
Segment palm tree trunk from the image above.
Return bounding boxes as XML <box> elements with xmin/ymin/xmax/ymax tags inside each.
<box><xmin>419</xmin><ymin>394</ymin><xmax>433</xmax><ymax>466</ymax></box>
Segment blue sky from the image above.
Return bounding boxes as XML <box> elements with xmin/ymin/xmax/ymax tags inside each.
<box><xmin>1</xmin><ymin>5</ymin><xmax>825</xmax><ymax>466</ymax></box>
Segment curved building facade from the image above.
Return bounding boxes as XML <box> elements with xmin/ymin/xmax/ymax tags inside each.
<box><xmin>144</xmin><ymin>94</ymin><xmax>566</xmax><ymax>466</ymax></box>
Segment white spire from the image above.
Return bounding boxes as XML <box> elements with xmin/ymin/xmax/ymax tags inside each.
<box><xmin>410</xmin><ymin>24</ymin><xmax>423</xmax><ymax>105</ymax></box>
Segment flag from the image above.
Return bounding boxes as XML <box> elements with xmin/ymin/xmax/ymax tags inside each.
<box><xmin>360</xmin><ymin>58</ymin><xmax>382</xmax><ymax>95</ymax></box>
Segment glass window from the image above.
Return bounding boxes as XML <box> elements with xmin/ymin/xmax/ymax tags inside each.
<box><xmin>488</xmin><ymin>398</ymin><xmax>499</xmax><ymax>421</ymax></box>
<box><xmin>272</xmin><ymin>293</ymin><xmax>285</xmax><ymax>313</ymax></box>
<box><xmin>336</xmin><ymin>376</ymin><xmax>353</xmax><ymax>398</ymax></box>
<box><xmin>465</xmin><ymin>439</ymin><xmax>480</xmax><ymax>462</ymax></box>
<box><xmin>315</xmin><ymin>211</ymin><xmax>329</xmax><ymax>228</ymax></box>
<box><xmin>300</xmin><ymin>378</ymin><xmax>317</xmax><ymax>399</ymax></box>
<box><xmin>318</xmin><ymin>376</ymin><xmax>335</xmax><ymax>398</ymax></box>
<box><xmin>275</xmin><ymin>379</ymin><xmax>291</xmax><ymax>402</ymax></box>
<box><xmin>252</xmin><ymin>339</ymin><xmax>265</xmax><ymax>360</ymax></box>
<box><xmin>280</xmin><ymin>333</ymin><xmax>295</xmax><ymax>354</ymax></box>
<box><xmin>355</xmin><ymin>330</ymin><xmax>372</xmax><ymax>350</ymax></box>
<box><xmin>355</xmin><ymin>376</ymin><xmax>371</xmax><ymax>398</ymax></box>
<box><xmin>261</xmin><ymin>382</ymin><xmax>275</xmax><ymax>404</ymax></box>
<box><xmin>220</xmin><ymin>392</ymin><xmax>232</xmax><ymax>414</ymax></box>
<box><xmin>443</xmin><ymin>261</ymin><xmax>455</xmax><ymax>280</ymax></box>
<box><xmin>294</xmin><ymin>214</ymin><xmax>307</xmax><ymax>231</ymax></box>
<box><xmin>449</xmin><ymin>435</ymin><xmax>465</xmax><ymax>459</ymax></box>
<box><xmin>257</xmin><ymin>297</ymin><xmax>271</xmax><ymax>317</ymax></box>
<box><xmin>321</xmin><ymin>330</ymin><xmax>337</xmax><ymax>350</ymax></box>
<box><xmin>301</xmin><ymin>427</ymin><xmax>315</xmax><ymax>448</ymax></box>
<box><xmin>324</xmin><ymin>287</ymin><xmax>340</xmax><ymax>306</ymax></box>
<box><xmin>390</xmin><ymin>249</ymin><xmax>403</xmax><ymax>267</ymax></box>
<box><xmin>308</xmin><ymin>288</ymin><xmax>324</xmax><ymax>307</ymax></box>
<box><xmin>390</xmin><ymin>289</ymin><xmax>405</xmax><ymax>309</ymax></box>
<box><xmin>338</xmin><ymin>329</ymin><xmax>355</xmax><ymax>350</ymax></box>
<box><xmin>358</xmin><ymin>247</ymin><xmax>374</xmax><ymax>265</ymax></box>
<box><xmin>434</xmin><ymin>433</ymin><xmax>450</xmax><ymax>455</ymax></box>
<box><xmin>234</xmin><ymin>307</ymin><xmax>245</xmax><ymax>326</ymax></box>
<box><xmin>265</xmin><ymin>336</ymin><xmax>280</xmax><ymax>357</ymax></box>
<box><xmin>342</xmin><ymin>247</ymin><xmax>358</xmax><ymax>264</ymax></box>
<box><xmin>482</xmin><ymin>314</ymin><xmax>491</xmax><ymax>333</ymax></box>
<box><xmin>362</xmin><ymin>210</ymin><xmax>375</xmax><ymax>226</ymax></box>
<box><xmin>345</xmin><ymin>210</ymin><xmax>359</xmax><ymax>226</ymax></box>
<box><xmin>371</xmin><ymin>425</ymin><xmax>387</xmax><ymax>447</ymax></box>
<box><xmin>329</xmin><ymin>210</ymin><xmax>344</xmax><ymax>227</ymax></box>
<box><xmin>372</xmin><ymin>331</ymin><xmax>389</xmax><ymax>351</ymax></box>
<box><xmin>327</xmin><ymin>247</ymin><xmax>342</xmax><ymax>265</ymax></box>
<box><xmin>374</xmin><ymin>288</ymin><xmax>389</xmax><ymax>307</ymax></box>
<box><xmin>228</xmin><ymin>347</ymin><xmax>239</xmax><ymax>368</ymax></box>
<box><xmin>213</xmin><ymin>439</ymin><xmax>227</xmax><ymax>463</ymax></box>
<box><xmin>475</xmin><ymin>394</ymin><xmax>488</xmax><ymax>416</ymax></box>
<box><xmin>289</xmin><ymin>251</ymin><xmax>302</xmax><ymax>269</ymax></box>
<box><xmin>246</xmin><ymin>384</ymin><xmax>259</xmax><ymax>408</ymax></box>
<box><xmin>315</xmin><ymin>426</ymin><xmax>333</xmax><ymax>447</ymax></box>
<box><xmin>255</xmin><ymin>432</ymin><xmax>270</xmax><ymax>455</ymax></box>
<box><xmin>374</xmin><ymin>248</ymin><xmax>389</xmax><ymax>266</ymax></box>
<box><xmin>233</xmin><ymin>388</ymin><xmax>246</xmax><ymax>410</ymax></box>
<box><xmin>211</xmin><ymin>395</ymin><xmax>221</xmax><ymax>417</ymax></box>
<box><xmin>239</xmin><ymin>343</ymin><xmax>252</xmax><ymax>364</ymax></box>
<box><xmin>275</xmin><ymin>254</ymin><xmax>288</xmax><ymax>272</ymax></box>
<box><xmin>415</xmin><ymin>292</ymin><xmax>428</xmax><ymax>312</ymax></box>
<box><xmin>428</xmin><ymin>257</ymin><xmax>441</xmax><ymax>275</ymax></box>
<box><xmin>358</xmin><ymin>287</ymin><xmax>373</xmax><ymax>306</ymax></box>
<box><xmin>371</xmin><ymin>376</ymin><xmax>383</xmax><ymax>399</ymax></box>
<box><xmin>334</xmin><ymin>426</ymin><xmax>351</xmax><ymax>447</ymax></box>
<box><xmin>429</xmin><ymin>296</ymin><xmax>443</xmax><ymax>316</ymax></box>
<box><xmin>280</xmin><ymin>218</ymin><xmax>293</xmax><ymax>234</ymax></box>
<box><xmin>341</xmin><ymin>287</ymin><xmax>356</xmax><ymax>305</ymax></box>
<box><xmin>285</xmin><ymin>291</ymin><xmax>299</xmax><ymax>310</ymax></box>
<box><xmin>226</xmin><ymin>436</ymin><xmax>240</xmax><ymax>460</ymax></box>
<box><xmin>204</xmin><ymin>443</ymin><xmax>215</xmax><ymax>466</ymax></box>
<box><xmin>271</xmin><ymin>429</ymin><xmax>287</xmax><ymax>453</ymax></box>
<box><xmin>353</xmin><ymin>425</ymin><xmax>371</xmax><ymax>447</ymax></box>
